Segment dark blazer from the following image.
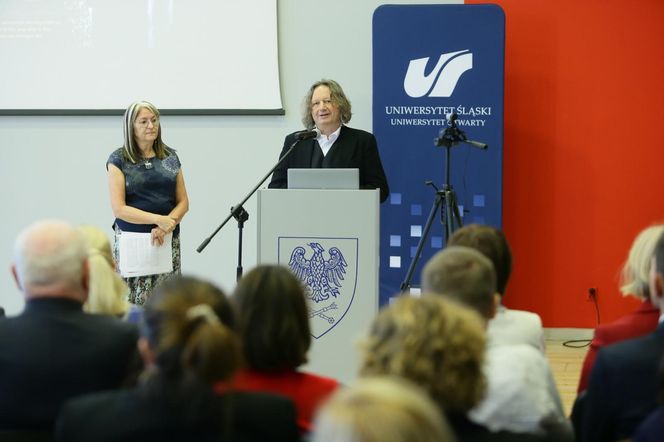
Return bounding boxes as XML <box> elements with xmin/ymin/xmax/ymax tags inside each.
<box><xmin>577</xmin><ymin>299</ymin><xmax>660</xmax><ymax>393</ymax></box>
<box><xmin>633</xmin><ymin>406</ymin><xmax>664</xmax><ymax>442</ymax></box>
<box><xmin>55</xmin><ymin>384</ymin><xmax>299</xmax><ymax>442</ymax></box>
<box><xmin>268</xmin><ymin>125</ymin><xmax>390</xmax><ymax>202</ymax></box>
<box><xmin>581</xmin><ymin>324</ymin><xmax>664</xmax><ymax>442</ymax></box>
<box><xmin>0</xmin><ymin>298</ymin><xmax>139</xmax><ymax>430</ymax></box>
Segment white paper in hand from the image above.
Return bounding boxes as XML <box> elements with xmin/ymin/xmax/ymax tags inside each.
<box><xmin>118</xmin><ymin>232</ymin><xmax>173</xmax><ymax>278</ymax></box>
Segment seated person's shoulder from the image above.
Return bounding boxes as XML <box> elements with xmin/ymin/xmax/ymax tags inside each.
<box><xmin>80</xmin><ymin>313</ymin><xmax>139</xmax><ymax>340</ymax></box>
<box><xmin>489</xmin><ymin>308</ymin><xmax>544</xmax><ymax>348</ymax></box>
<box><xmin>230</xmin><ymin>389</ymin><xmax>297</xmax><ymax>410</ymax></box>
<box><xmin>57</xmin><ymin>389</ymin><xmax>136</xmax><ymax>433</ymax></box>
<box><xmin>502</xmin><ymin>308</ymin><xmax>543</xmax><ymax>326</ymax></box>
<box><xmin>593</xmin><ymin>321</ymin><xmax>631</xmax><ymax>344</ymax></box>
<box><xmin>301</xmin><ymin>371</ymin><xmax>340</xmax><ymax>392</ymax></box>
<box><xmin>593</xmin><ymin>311</ymin><xmax>659</xmax><ymax>345</ymax></box>
<box><xmin>314</xmin><ymin>372</ymin><xmax>339</xmax><ymax>384</ymax></box>
<box><xmin>487</xmin><ymin>343</ymin><xmax>547</xmax><ymax>366</ymax></box>
<box><xmin>225</xmin><ymin>391</ymin><xmax>299</xmax><ymax>441</ymax></box>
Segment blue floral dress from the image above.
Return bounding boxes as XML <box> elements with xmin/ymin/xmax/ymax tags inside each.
<box><xmin>107</xmin><ymin>148</ymin><xmax>182</xmax><ymax>305</ymax></box>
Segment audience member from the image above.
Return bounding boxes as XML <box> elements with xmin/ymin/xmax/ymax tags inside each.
<box><xmin>576</xmin><ymin>224</ymin><xmax>664</xmax><ymax>393</ymax></box>
<box><xmin>447</xmin><ymin>224</ymin><xmax>545</xmax><ymax>352</ymax></box>
<box><xmin>360</xmin><ymin>294</ymin><xmax>548</xmax><ymax>442</ymax></box>
<box><xmin>313</xmin><ymin>376</ymin><xmax>456</xmax><ymax>442</ymax></box>
<box><xmin>422</xmin><ymin>246</ymin><xmax>570</xmax><ymax>440</ymax></box>
<box><xmin>222</xmin><ymin>264</ymin><xmax>340</xmax><ymax>434</ymax></box>
<box><xmin>56</xmin><ymin>276</ymin><xmax>299</xmax><ymax>442</ymax></box>
<box><xmin>581</xmin><ymin>229</ymin><xmax>664</xmax><ymax>442</ymax></box>
<box><xmin>0</xmin><ymin>220</ymin><xmax>138</xmax><ymax>431</ymax></box>
<box><xmin>77</xmin><ymin>225</ymin><xmax>130</xmax><ymax>317</ymax></box>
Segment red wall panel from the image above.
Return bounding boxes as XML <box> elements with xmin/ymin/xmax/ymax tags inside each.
<box><xmin>466</xmin><ymin>0</ymin><xmax>664</xmax><ymax>327</ymax></box>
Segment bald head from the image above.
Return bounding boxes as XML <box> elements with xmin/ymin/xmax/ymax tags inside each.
<box><xmin>12</xmin><ymin>220</ymin><xmax>89</xmax><ymax>301</ymax></box>
<box><xmin>422</xmin><ymin>246</ymin><xmax>497</xmax><ymax>319</ymax></box>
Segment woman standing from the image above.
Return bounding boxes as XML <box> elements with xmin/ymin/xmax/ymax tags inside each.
<box><xmin>107</xmin><ymin>101</ymin><xmax>189</xmax><ymax>305</ymax></box>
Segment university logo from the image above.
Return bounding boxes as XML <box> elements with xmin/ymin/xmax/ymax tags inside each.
<box><xmin>279</xmin><ymin>238</ymin><xmax>358</xmax><ymax>339</ymax></box>
<box><xmin>404</xmin><ymin>50</ymin><xmax>473</xmax><ymax>98</ymax></box>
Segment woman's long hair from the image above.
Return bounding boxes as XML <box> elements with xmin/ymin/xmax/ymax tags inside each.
<box><xmin>122</xmin><ymin>100</ymin><xmax>171</xmax><ymax>163</ymax></box>
<box><xmin>142</xmin><ymin>276</ymin><xmax>240</xmax><ymax>385</ymax></box>
<box><xmin>140</xmin><ymin>276</ymin><xmax>241</xmax><ymax>435</ymax></box>
<box><xmin>78</xmin><ymin>225</ymin><xmax>129</xmax><ymax>317</ymax></box>
<box><xmin>232</xmin><ymin>265</ymin><xmax>311</xmax><ymax>372</ymax></box>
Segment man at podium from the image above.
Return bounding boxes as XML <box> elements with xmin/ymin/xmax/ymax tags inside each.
<box><xmin>268</xmin><ymin>79</ymin><xmax>390</xmax><ymax>203</ymax></box>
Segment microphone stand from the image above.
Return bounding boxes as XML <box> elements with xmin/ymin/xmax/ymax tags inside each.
<box><xmin>196</xmin><ymin>134</ymin><xmax>312</xmax><ymax>281</ymax></box>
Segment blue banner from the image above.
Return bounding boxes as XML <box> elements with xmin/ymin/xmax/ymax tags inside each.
<box><xmin>373</xmin><ymin>4</ymin><xmax>505</xmax><ymax>305</ymax></box>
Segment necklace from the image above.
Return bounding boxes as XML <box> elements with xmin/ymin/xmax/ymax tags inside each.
<box><xmin>142</xmin><ymin>153</ymin><xmax>155</xmax><ymax>169</ymax></box>
<box><xmin>140</xmin><ymin>146</ymin><xmax>156</xmax><ymax>169</ymax></box>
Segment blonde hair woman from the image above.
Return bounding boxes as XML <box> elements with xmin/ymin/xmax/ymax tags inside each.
<box><xmin>577</xmin><ymin>224</ymin><xmax>664</xmax><ymax>392</ymax></box>
<box><xmin>313</xmin><ymin>376</ymin><xmax>456</xmax><ymax>442</ymax></box>
<box><xmin>360</xmin><ymin>296</ymin><xmax>486</xmax><ymax>415</ymax></box>
<box><xmin>77</xmin><ymin>225</ymin><xmax>129</xmax><ymax>317</ymax></box>
<box><xmin>360</xmin><ymin>296</ymin><xmax>552</xmax><ymax>441</ymax></box>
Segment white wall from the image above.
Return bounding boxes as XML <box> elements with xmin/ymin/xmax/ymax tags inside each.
<box><xmin>0</xmin><ymin>0</ymin><xmax>458</xmax><ymax>315</ymax></box>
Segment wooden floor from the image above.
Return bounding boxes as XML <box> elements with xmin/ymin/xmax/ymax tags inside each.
<box><xmin>545</xmin><ymin>338</ymin><xmax>589</xmax><ymax>415</ymax></box>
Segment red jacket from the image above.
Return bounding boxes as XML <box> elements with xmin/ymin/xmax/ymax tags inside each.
<box><xmin>216</xmin><ymin>369</ymin><xmax>339</xmax><ymax>434</ymax></box>
<box><xmin>577</xmin><ymin>299</ymin><xmax>660</xmax><ymax>393</ymax></box>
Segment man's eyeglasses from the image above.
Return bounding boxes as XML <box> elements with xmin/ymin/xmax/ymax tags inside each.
<box><xmin>311</xmin><ymin>99</ymin><xmax>333</xmax><ymax>110</ymax></box>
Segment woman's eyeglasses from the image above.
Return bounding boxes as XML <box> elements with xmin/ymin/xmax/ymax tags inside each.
<box><xmin>134</xmin><ymin>117</ymin><xmax>159</xmax><ymax>128</ymax></box>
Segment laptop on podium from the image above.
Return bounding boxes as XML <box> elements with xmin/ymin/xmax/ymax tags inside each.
<box><xmin>287</xmin><ymin>168</ymin><xmax>359</xmax><ymax>190</ymax></box>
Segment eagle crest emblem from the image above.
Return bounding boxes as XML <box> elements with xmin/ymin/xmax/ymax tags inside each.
<box><xmin>289</xmin><ymin>242</ymin><xmax>348</xmax><ymax>303</ymax></box>
<box><xmin>280</xmin><ymin>238</ymin><xmax>357</xmax><ymax>339</ymax></box>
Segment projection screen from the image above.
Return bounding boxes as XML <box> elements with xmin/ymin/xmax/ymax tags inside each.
<box><xmin>0</xmin><ymin>0</ymin><xmax>283</xmax><ymax>115</ymax></box>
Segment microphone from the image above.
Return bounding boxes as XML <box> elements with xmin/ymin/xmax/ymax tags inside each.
<box><xmin>295</xmin><ymin>128</ymin><xmax>320</xmax><ymax>140</ymax></box>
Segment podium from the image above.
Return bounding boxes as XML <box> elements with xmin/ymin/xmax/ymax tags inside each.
<box><xmin>257</xmin><ymin>188</ymin><xmax>380</xmax><ymax>384</ymax></box>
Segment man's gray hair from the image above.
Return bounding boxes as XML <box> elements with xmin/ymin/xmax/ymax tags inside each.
<box><xmin>13</xmin><ymin>220</ymin><xmax>88</xmax><ymax>292</ymax></box>
<box><xmin>422</xmin><ymin>245</ymin><xmax>497</xmax><ymax>318</ymax></box>
<box><xmin>301</xmin><ymin>79</ymin><xmax>352</xmax><ymax>129</ymax></box>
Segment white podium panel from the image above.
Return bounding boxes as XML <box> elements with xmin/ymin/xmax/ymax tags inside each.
<box><xmin>257</xmin><ymin>188</ymin><xmax>380</xmax><ymax>384</ymax></box>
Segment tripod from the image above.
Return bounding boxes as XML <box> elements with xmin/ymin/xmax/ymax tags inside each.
<box><xmin>400</xmin><ymin>113</ymin><xmax>488</xmax><ymax>292</ymax></box>
<box><xmin>400</xmin><ymin>145</ymin><xmax>462</xmax><ymax>292</ymax></box>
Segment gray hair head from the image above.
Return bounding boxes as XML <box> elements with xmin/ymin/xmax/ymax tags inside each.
<box><xmin>301</xmin><ymin>79</ymin><xmax>352</xmax><ymax>129</ymax></box>
<box><xmin>122</xmin><ymin>100</ymin><xmax>170</xmax><ymax>163</ymax></box>
<box><xmin>13</xmin><ymin>220</ymin><xmax>88</xmax><ymax>298</ymax></box>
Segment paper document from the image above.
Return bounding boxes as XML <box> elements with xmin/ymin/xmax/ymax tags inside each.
<box><xmin>118</xmin><ymin>232</ymin><xmax>173</xmax><ymax>278</ymax></box>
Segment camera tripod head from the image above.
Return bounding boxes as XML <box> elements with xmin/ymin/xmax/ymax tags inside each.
<box><xmin>434</xmin><ymin>112</ymin><xmax>488</xmax><ymax>150</ymax></box>
<box><xmin>434</xmin><ymin>113</ymin><xmax>464</xmax><ymax>148</ymax></box>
